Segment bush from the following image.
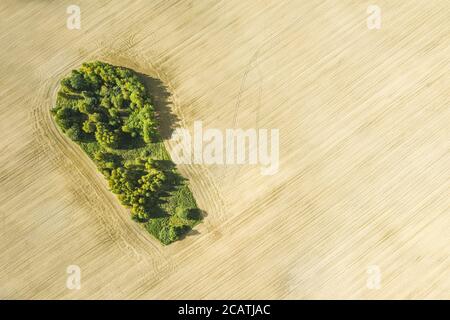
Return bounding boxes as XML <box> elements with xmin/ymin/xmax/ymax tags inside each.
<box><xmin>65</xmin><ymin>126</ymin><xmax>82</xmax><ymax>141</ymax></box>
<box><xmin>159</xmin><ymin>226</ymin><xmax>179</xmax><ymax>245</ymax></box>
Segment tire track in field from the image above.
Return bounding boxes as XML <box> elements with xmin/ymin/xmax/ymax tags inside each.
<box><xmin>226</xmin><ymin>50</ymin><xmax>264</xmax><ymax>186</ymax></box>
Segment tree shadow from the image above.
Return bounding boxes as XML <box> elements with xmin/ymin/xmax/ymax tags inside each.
<box><xmin>176</xmin><ymin>210</ymin><xmax>208</xmax><ymax>241</ymax></box>
<box><xmin>135</xmin><ymin>72</ymin><xmax>180</xmax><ymax>140</ymax></box>
<box><xmin>118</xmin><ymin>132</ymin><xmax>146</xmax><ymax>150</ymax></box>
<box><xmin>131</xmin><ymin>69</ymin><xmax>208</xmax><ymax>243</ymax></box>
<box><xmin>177</xmin><ymin>228</ymin><xmax>201</xmax><ymax>241</ymax></box>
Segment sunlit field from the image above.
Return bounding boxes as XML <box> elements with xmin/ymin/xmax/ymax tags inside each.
<box><xmin>0</xmin><ymin>0</ymin><xmax>448</xmax><ymax>299</ymax></box>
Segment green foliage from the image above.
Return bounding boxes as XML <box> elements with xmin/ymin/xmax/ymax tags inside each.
<box><xmin>82</xmin><ymin>120</ymin><xmax>96</xmax><ymax>133</ymax></box>
<box><xmin>176</xmin><ymin>207</ymin><xmax>201</xmax><ymax>220</ymax></box>
<box><xmin>70</xmin><ymin>70</ymin><xmax>87</xmax><ymax>91</ymax></box>
<box><xmin>52</xmin><ymin>61</ymin><xmax>201</xmax><ymax>244</ymax></box>
<box><xmin>95</xmin><ymin>123</ymin><xmax>120</xmax><ymax>149</ymax></box>
<box><xmin>94</xmin><ymin>151</ymin><xmax>119</xmax><ymax>170</ymax></box>
<box><xmin>160</xmin><ymin>225</ymin><xmax>178</xmax><ymax>245</ymax></box>
<box><xmin>65</xmin><ymin>126</ymin><xmax>82</xmax><ymax>141</ymax></box>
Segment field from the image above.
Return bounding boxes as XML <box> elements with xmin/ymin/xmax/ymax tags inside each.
<box><xmin>0</xmin><ymin>0</ymin><xmax>449</xmax><ymax>299</ymax></box>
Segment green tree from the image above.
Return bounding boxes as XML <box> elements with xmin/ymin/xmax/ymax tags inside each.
<box><xmin>69</xmin><ymin>71</ymin><xmax>87</xmax><ymax>91</ymax></box>
<box><xmin>65</xmin><ymin>126</ymin><xmax>82</xmax><ymax>141</ymax></box>
<box><xmin>95</xmin><ymin>123</ymin><xmax>120</xmax><ymax>148</ymax></box>
<box><xmin>82</xmin><ymin>119</ymin><xmax>96</xmax><ymax>133</ymax></box>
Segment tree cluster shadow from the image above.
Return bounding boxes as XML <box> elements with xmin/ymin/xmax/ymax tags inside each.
<box><xmin>136</xmin><ymin>72</ymin><xmax>179</xmax><ymax>140</ymax></box>
<box><xmin>134</xmin><ymin>71</ymin><xmax>208</xmax><ymax>240</ymax></box>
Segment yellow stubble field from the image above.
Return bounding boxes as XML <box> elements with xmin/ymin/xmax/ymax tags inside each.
<box><xmin>0</xmin><ymin>0</ymin><xmax>448</xmax><ymax>298</ymax></box>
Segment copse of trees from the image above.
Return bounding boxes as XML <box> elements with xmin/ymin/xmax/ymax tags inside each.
<box><xmin>52</xmin><ymin>61</ymin><xmax>201</xmax><ymax>245</ymax></box>
<box><xmin>53</xmin><ymin>61</ymin><xmax>159</xmax><ymax>146</ymax></box>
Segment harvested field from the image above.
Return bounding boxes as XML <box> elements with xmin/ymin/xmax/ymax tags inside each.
<box><xmin>0</xmin><ymin>0</ymin><xmax>449</xmax><ymax>299</ymax></box>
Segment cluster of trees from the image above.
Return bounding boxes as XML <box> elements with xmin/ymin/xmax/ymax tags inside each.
<box><xmin>100</xmin><ymin>156</ymin><xmax>167</xmax><ymax>221</ymax></box>
<box><xmin>52</xmin><ymin>62</ymin><xmax>198</xmax><ymax>244</ymax></box>
<box><xmin>52</xmin><ymin>61</ymin><xmax>159</xmax><ymax>148</ymax></box>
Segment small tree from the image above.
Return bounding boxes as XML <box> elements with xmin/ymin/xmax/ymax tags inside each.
<box><xmin>65</xmin><ymin>126</ymin><xmax>82</xmax><ymax>141</ymax></box>
<box><xmin>69</xmin><ymin>71</ymin><xmax>86</xmax><ymax>91</ymax></box>
<box><xmin>82</xmin><ymin>120</ymin><xmax>96</xmax><ymax>133</ymax></box>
